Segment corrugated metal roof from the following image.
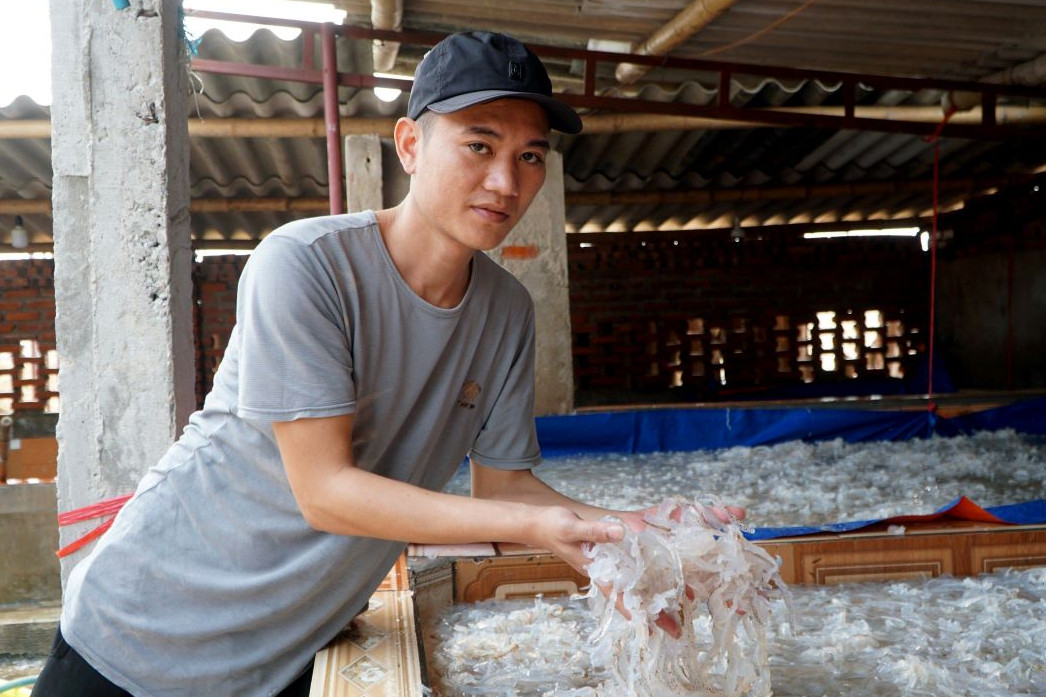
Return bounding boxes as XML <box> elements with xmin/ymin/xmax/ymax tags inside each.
<box><xmin>2</xmin><ymin>2</ymin><xmax>1045</xmax><ymax>245</ymax></box>
<box><xmin>334</xmin><ymin>0</ymin><xmax>1046</xmax><ymax>81</ymax></box>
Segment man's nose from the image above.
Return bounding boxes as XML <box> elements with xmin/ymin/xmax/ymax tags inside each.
<box><xmin>484</xmin><ymin>158</ymin><xmax>519</xmax><ymax>197</ymax></box>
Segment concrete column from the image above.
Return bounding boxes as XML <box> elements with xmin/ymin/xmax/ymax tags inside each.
<box><xmin>491</xmin><ymin>151</ymin><xmax>574</xmax><ymax>415</ymax></box>
<box><xmin>345</xmin><ymin>134</ymin><xmax>383</xmax><ymax>212</ymax></box>
<box><xmin>50</xmin><ymin>0</ymin><xmax>194</xmax><ymax>583</ymax></box>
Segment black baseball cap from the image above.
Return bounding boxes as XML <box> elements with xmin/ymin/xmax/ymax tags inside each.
<box><xmin>407</xmin><ymin>31</ymin><xmax>583</xmax><ymax>134</ymax></box>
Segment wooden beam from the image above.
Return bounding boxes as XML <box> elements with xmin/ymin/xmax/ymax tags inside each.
<box><xmin>4</xmin><ymin>105</ymin><xmax>1043</xmax><ymax>141</ymax></box>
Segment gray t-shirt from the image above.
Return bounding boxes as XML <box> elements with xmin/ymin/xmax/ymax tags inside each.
<box><xmin>61</xmin><ymin>211</ymin><xmax>542</xmax><ymax>697</ymax></box>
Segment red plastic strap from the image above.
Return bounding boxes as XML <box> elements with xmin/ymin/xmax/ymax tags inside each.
<box><xmin>55</xmin><ymin>493</ymin><xmax>132</xmax><ymax>558</ymax></box>
<box><xmin>56</xmin><ymin>517</ymin><xmax>117</xmax><ymax>558</ymax></box>
<box><xmin>57</xmin><ymin>493</ymin><xmax>132</xmax><ymax>526</ymax></box>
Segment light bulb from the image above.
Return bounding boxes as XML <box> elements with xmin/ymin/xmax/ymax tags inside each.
<box><xmin>10</xmin><ymin>216</ymin><xmax>28</xmax><ymax>249</ymax></box>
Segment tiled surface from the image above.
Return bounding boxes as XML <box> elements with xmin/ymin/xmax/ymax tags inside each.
<box><xmin>407</xmin><ymin>522</ymin><xmax>1046</xmax><ymax>589</ymax></box>
<box><xmin>310</xmin><ymin>589</ymin><xmax>423</xmax><ymax>697</ymax></box>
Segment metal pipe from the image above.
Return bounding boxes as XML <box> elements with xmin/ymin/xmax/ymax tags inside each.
<box><xmin>616</xmin><ymin>0</ymin><xmax>742</xmax><ymax>85</ymax></box>
<box><xmin>321</xmin><ymin>23</ymin><xmax>345</xmax><ymax>215</ymax></box>
<box><xmin>0</xmin><ymin>416</ymin><xmax>12</xmax><ymax>484</ymax></box>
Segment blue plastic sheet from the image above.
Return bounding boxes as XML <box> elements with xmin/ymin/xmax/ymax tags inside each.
<box><xmin>536</xmin><ymin>397</ymin><xmax>1045</xmax><ymax>457</ymax></box>
<box><xmin>536</xmin><ymin>406</ymin><xmax>936</xmax><ymax>457</ymax></box>
<box><xmin>747</xmin><ymin>497</ymin><xmax>1046</xmax><ymax>541</ymax></box>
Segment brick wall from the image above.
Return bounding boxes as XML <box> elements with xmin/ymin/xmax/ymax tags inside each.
<box><xmin>193</xmin><ymin>255</ymin><xmax>248</xmax><ymax>403</ymax></box>
<box><xmin>568</xmin><ymin>232</ymin><xmax>930</xmax><ymax>404</ymax></box>
<box><xmin>0</xmin><ymin>259</ymin><xmax>58</xmax><ymax>413</ymax></box>
<box><xmin>4</xmin><ymin>210</ymin><xmax>1041</xmax><ymax>413</ymax></box>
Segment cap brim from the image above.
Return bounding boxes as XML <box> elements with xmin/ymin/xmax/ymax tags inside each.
<box><xmin>426</xmin><ymin>89</ymin><xmax>583</xmax><ymax>134</ymax></box>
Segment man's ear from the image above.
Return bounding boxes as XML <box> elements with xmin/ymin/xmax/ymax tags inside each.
<box><xmin>393</xmin><ymin>117</ymin><xmax>422</xmax><ymax>175</ymax></box>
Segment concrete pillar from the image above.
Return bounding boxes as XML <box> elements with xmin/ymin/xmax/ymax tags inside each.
<box><xmin>491</xmin><ymin>151</ymin><xmax>574</xmax><ymax>415</ymax></box>
<box><xmin>50</xmin><ymin>0</ymin><xmax>194</xmax><ymax>583</ymax></box>
<box><xmin>345</xmin><ymin>134</ymin><xmax>383</xmax><ymax>212</ymax></box>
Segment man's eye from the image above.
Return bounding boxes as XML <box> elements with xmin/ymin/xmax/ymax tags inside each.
<box><xmin>521</xmin><ymin>152</ymin><xmax>545</xmax><ymax>164</ymax></box>
<box><xmin>468</xmin><ymin>143</ymin><xmax>490</xmax><ymax>154</ymax></box>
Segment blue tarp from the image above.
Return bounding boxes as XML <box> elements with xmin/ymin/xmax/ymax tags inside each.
<box><xmin>746</xmin><ymin>497</ymin><xmax>1046</xmax><ymax>541</ymax></box>
<box><xmin>536</xmin><ymin>395</ymin><xmax>1046</xmax><ymax>458</ymax></box>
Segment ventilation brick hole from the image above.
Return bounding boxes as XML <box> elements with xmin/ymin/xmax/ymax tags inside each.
<box><xmin>820</xmin><ymin>354</ymin><xmax>837</xmax><ymax>372</ymax></box>
<box><xmin>799</xmin><ymin>365</ymin><xmax>814</xmax><ymax>383</ymax></box>
<box><xmin>773</xmin><ymin>315</ymin><xmax>790</xmax><ymax>331</ymax></box>
<box><xmin>864</xmin><ymin>331</ymin><xmax>883</xmax><ymax>349</ymax></box>
<box><xmin>816</xmin><ymin>311</ymin><xmax>837</xmax><ymax>330</ymax></box>
<box><xmin>864</xmin><ymin>310</ymin><xmax>884</xmax><ymax>329</ymax></box>
<box><xmin>841</xmin><ymin>320</ymin><xmax>860</xmax><ymax>340</ymax></box>
<box><xmin>20</xmin><ymin>361</ymin><xmax>37</xmax><ymax>380</ymax></box>
<box><xmin>775</xmin><ymin>337</ymin><xmax>790</xmax><ymax>353</ymax></box>
<box><xmin>866</xmin><ymin>353</ymin><xmax>885</xmax><ymax>371</ymax></box>
<box><xmin>709</xmin><ymin>327</ymin><xmax>726</xmax><ymax>345</ymax></box>
<box><xmin>689</xmin><ymin>340</ymin><xmax>704</xmax><ymax>357</ymax></box>
<box><xmin>669</xmin><ymin>370</ymin><xmax>683</xmax><ymax>388</ymax></box>
<box><xmin>686</xmin><ymin>318</ymin><xmax>704</xmax><ymax>335</ymax></box>
<box><xmin>19</xmin><ymin>339</ymin><xmax>40</xmax><ymax>359</ymax></box>
<box><xmin>886</xmin><ymin>320</ymin><xmax>905</xmax><ymax>338</ymax></box>
<box><xmin>711</xmin><ymin>349</ymin><xmax>725</xmax><ymax>366</ymax></box>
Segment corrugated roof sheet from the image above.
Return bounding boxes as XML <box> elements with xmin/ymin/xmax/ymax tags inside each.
<box><xmin>2</xmin><ymin>2</ymin><xmax>1045</xmax><ymax>244</ymax></box>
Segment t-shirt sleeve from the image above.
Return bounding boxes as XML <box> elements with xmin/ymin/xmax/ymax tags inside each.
<box><xmin>233</xmin><ymin>233</ymin><xmax>357</xmax><ymax>421</ymax></box>
<box><xmin>468</xmin><ymin>300</ymin><xmax>542</xmax><ymax>470</ymax></box>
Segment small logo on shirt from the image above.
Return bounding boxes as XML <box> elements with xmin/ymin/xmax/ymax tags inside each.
<box><xmin>457</xmin><ymin>380</ymin><xmax>481</xmax><ymax>409</ymax></box>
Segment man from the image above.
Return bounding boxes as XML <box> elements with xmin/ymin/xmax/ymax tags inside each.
<box><xmin>34</xmin><ymin>31</ymin><xmax>731</xmax><ymax>697</ymax></box>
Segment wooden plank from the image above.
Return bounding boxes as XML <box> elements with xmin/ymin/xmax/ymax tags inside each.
<box><xmin>4</xmin><ymin>437</ymin><xmax>57</xmax><ymax>481</ymax></box>
<box><xmin>310</xmin><ymin>590</ymin><xmax>424</xmax><ymax>697</ymax></box>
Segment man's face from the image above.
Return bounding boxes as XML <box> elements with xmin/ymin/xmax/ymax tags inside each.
<box><xmin>405</xmin><ymin>98</ymin><xmax>551</xmax><ymax>253</ymax></box>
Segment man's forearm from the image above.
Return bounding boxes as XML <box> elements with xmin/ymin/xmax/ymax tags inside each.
<box><xmin>298</xmin><ymin>464</ymin><xmax>540</xmax><ymax>544</ymax></box>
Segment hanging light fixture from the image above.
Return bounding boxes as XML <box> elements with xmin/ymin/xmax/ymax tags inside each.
<box><xmin>10</xmin><ymin>216</ymin><xmax>28</xmax><ymax>249</ymax></box>
<box><xmin>730</xmin><ymin>216</ymin><xmax>744</xmax><ymax>242</ymax></box>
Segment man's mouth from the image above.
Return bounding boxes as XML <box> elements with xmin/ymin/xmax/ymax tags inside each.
<box><xmin>471</xmin><ymin>205</ymin><xmax>511</xmax><ymax>223</ymax></box>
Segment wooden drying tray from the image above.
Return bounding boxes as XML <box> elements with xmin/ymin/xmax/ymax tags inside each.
<box><xmin>310</xmin><ymin>519</ymin><xmax>1046</xmax><ymax>697</ymax></box>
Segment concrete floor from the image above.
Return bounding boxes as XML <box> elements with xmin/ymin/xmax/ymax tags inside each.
<box><xmin>0</xmin><ymin>600</ymin><xmax>57</xmax><ymax>680</ymax></box>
